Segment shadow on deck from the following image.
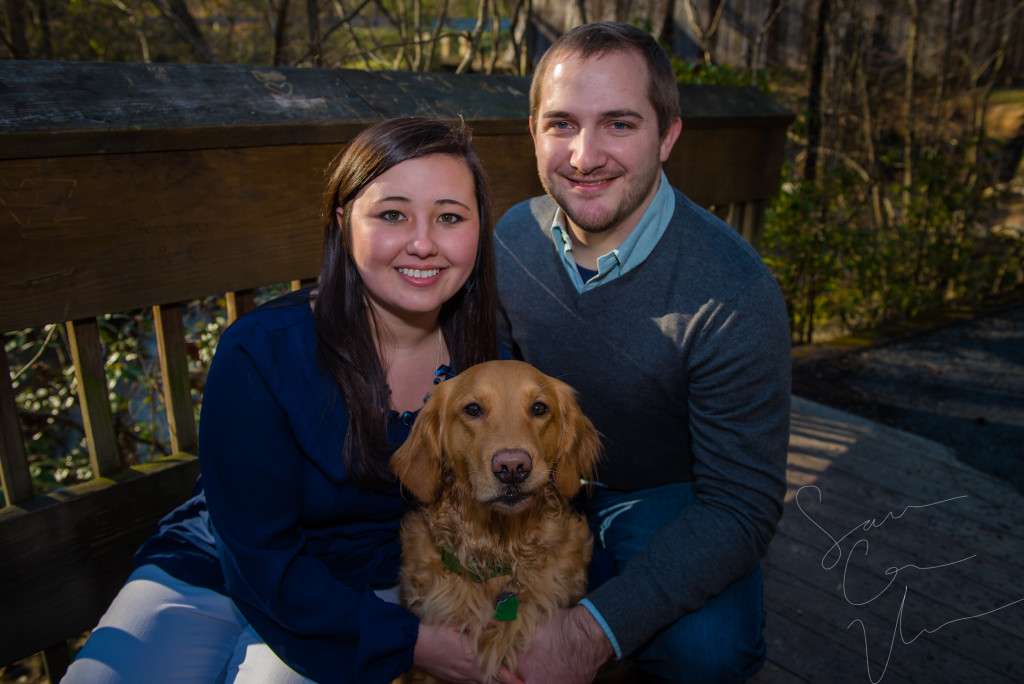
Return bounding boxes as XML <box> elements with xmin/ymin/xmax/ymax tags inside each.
<box><xmin>752</xmin><ymin>396</ymin><xmax>1024</xmax><ymax>683</ymax></box>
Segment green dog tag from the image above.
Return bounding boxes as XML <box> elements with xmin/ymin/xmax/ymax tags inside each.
<box><xmin>493</xmin><ymin>593</ymin><xmax>519</xmax><ymax>621</ymax></box>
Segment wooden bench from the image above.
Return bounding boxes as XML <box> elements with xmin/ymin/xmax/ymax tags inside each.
<box><xmin>0</xmin><ymin>59</ymin><xmax>792</xmax><ymax>682</ymax></box>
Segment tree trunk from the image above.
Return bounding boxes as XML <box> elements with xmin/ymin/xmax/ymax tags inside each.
<box><xmin>804</xmin><ymin>0</ymin><xmax>830</xmax><ymax>183</ymax></box>
<box><xmin>4</xmin><ymin>0</ymin><xmax>29</xmax><ymax>58</ymax></box>
<box><xmin>270</xmin><ymin>0</ymin><xmax>290</xmax><ymax>65</ymax></box>
<box><xmin>307</xmin><ymin>0</ymin><xmax>323</xmax><ymax>66</ymax></box>
<box><xmin>902</xmin><ymin>0</ymin><xmax>919</xmax><ymax>215</ymax></box>
<box><xmin>153</xmin><ymin>0</ymin><xmax>215</xmax><ymax>62</ymax></box>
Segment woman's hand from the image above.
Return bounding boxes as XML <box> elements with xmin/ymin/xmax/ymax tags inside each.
<box><xmin>413</xmin><ymin>622</ymin><xmax>524</xmax><ymax>684</ymax></box>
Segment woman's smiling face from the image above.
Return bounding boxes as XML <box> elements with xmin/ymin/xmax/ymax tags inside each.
<box><xmin>342</xmin><ymin>153</ymin><xmax>480</xmax><ymax>327</ymax></box>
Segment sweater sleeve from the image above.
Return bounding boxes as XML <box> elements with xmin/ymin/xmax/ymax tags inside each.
<box><xmin>583</xmin><ymin>271</ymin><xmax>791</xmax><ymax>657</ymax></box>
<box><xmin>199</xmin><ymin>322</ymin><xmax>419</xmax><ymax>683</ymax></box>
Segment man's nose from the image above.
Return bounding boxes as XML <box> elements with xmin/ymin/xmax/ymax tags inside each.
<box><xmin>570</xmin><ymin>128</ymin><xmax>604</xmax><ymax>174</ymax></box>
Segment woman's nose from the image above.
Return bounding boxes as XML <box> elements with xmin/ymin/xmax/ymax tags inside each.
<box><xmin>406</xmin><ymin>221</ymin><xmax>438</xmax><ymax>257</ymax></box>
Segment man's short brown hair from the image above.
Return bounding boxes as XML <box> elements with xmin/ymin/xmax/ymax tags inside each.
<box><xmin>529</xmin><ymin>22</ymin><xmax>681</xmax><ymax>138</ymax></box>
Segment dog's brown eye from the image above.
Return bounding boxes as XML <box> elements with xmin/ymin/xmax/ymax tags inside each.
<box><xmin>463</xmin><ymin>403</ymin><xmax>483</xmax><ymax>417</ymax></box>
<box><xmin>532</xmin><ymin>402</ymin><xmax>549</xmax><ymax>417</ymax></box>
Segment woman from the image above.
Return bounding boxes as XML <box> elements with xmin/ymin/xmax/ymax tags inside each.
<box><xmin>63</xmin><ymin>117</ymin><xmax>514</xmax><ymax>684</ymax></box>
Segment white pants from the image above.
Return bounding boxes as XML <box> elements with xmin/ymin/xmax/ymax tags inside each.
<box><xmin>61</xmin><ymin>565</ymin><xmax>313</xmax><ymax>684</ymax></box>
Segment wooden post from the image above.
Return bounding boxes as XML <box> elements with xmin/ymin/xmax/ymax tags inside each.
<box><xmin>41</xmin><ymin>642</ymin><xmax>71</xmax><ymax>683</ymax></box>
<box><xmin>153</xmin><ymin>304</ymin><xmax>198</xmax><ymax>455</ymax></box>
<box><xmin>226</xmin><ymin>289</ymin><xmax>256</xmax><ymax>324</ymax></box>
<box><xmin>0</xmin><ymin>352</ymin><xmax>34</xmax><ymax>505</ymax></box>
<box><xmin>65</xmin><ymin>318</ymin><xmax>120</xmax><ymax>477</ymax></box>
<box><xmin>726</xmin><ymin>200</ymin><xmax>767</xmax><ymax>248</ymax></box>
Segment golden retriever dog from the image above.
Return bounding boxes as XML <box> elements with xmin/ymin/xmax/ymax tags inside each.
<box><xmin>390</xmin><ymin>360</ymin><xmax>602</xmax><ymax>683</ymax></box>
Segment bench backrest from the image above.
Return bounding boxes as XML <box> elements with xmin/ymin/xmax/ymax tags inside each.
<box><xmin>0</xmin><ymin>59</ymin><xmax>792</xmax><ymax>679</ymax></box>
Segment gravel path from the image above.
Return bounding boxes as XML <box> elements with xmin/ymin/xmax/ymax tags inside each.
<box><xmin>792</xmin><ymin>298</ymin><xmax>1024</xmax><ymax>495</ymax></box>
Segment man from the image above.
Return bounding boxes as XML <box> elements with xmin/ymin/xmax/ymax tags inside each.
<box><xmin>494</xmin><ymin>22</ymin><xmax>792</xmax><ymax>684</ymax></box>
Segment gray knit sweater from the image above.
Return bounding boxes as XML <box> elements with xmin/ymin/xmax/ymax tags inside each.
<box><xmin>494</xmin><ymin>189</ymin><xmax>791</xmax><ymax>657</ymax></box>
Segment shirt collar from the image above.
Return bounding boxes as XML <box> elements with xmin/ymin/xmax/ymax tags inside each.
<box><xmin>549</xmin><ymin>170</ymin><xmax>675</xmax><ymax>292</ymax></box>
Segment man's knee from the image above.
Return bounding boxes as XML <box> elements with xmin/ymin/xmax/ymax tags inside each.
<box><xmin>632</xmin><ymin>596</ymin><xmax>767</xmax><ymax>683</ymax></box>
<box><xmin>635</xmin><ymin>632</ymin><xmax>766</xmax><ymax>684</ymax></box>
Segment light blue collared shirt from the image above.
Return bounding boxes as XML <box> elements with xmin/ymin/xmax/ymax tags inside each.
<box><xmin>549</xmin><ymin>171</ymin><xmax>675</xmax><ymax>293</ymax></box>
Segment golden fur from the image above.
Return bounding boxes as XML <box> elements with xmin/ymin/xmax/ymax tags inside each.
<box><xmin>390</xmin><ymin>360</ymin><xmax>602</xmax><ymax>683</ymax></box>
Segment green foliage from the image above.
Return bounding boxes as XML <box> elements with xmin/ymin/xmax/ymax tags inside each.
<box><xmin>5</xmin><ymin>297</ymin><xmax>230</xmax><ymax>498</ymax></box>
<box><xmin>761</xmin><ymin>137</ymin><xmax>1024</xmax><ymax>344</ymax></box>
<box><xmin>6</xmin><ymin>326</ymin><xmax>88</xmax><ymax>493</ymax></box>
<box><xmin>672</xmin><ymin>56</ymin><xmax>772</xmax><ymax>91</ymax></box>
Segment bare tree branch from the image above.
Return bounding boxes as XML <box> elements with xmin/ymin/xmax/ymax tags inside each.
<box><xmin>456</xmin><ymin>0</ymin><xmax>489</xmax><ymax>74</ymax></box>
<box><xmin>149</xmin><ymin>0</ymin><xmax>214</xmax><ymax>62</ymax></box>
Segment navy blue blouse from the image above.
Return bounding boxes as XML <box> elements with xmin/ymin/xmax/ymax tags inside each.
<box><xmin>134</xmin><ymin>295</ymin><xmax>419</xmax><ymax>683</ymax></box>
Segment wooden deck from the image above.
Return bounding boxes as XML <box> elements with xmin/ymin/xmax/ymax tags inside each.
<box><xmin>751</xmin><ymin>396</ymin><xmax>1024</xmax><ymax>683</ymax></box>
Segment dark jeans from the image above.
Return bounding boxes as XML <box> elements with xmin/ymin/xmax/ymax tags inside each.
<box><xmin>584</xmin><ymin>482</ymin><xmax>767</xmax><ymax>683</ymax></box>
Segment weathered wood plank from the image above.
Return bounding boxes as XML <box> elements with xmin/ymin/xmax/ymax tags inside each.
<box><xmin>0</xmin><ymin>455</ymin><xmax>199</xmax><ymax>666</ymax></box>
<box><xmin>0</xmin><ymin>145</ymin><xmax>328</xmax><ymax>331</ymax></box>
<box><xmin>153</xmin><ymin>303</ymin><xmax>198</xmax><ymax>455</ymax></box>
<box><xmin>787</xmin><ymin>400</ymin><xmax>1024</xmax><ymax>533</ymax></box>
<box><xmin>756</xmin><ymin>397</ymin><xmax>1024</xmax><ymax>683</ymax></box>
<box><xmin>667</xmin><ymin>123</ymin><xmax>789</xmax><ymax>207</ymax></box>
<box><xmin>757</xmin><ymin>564</ymin><xmax>920</xmax><ymax>683</ymax></box>
<box><xmin>0</xmin><ymin>63</ymin><xmax>790</xmax><ymax>163</ymax></box>
<box><xmin>782</xmin><ymin>466</ymin><xmax>1024</xmax><ymax>590</ymax></box>
<box><xmin>0</xmin><ymin>61</ymin><xmax>533</xmax><ymax>159</ymax></box>
<box><xmin>65</xmin><ymin>318</ymin><xmax>120</xmax><ymax>477</ymax></box>
<box><xmin>767</xmin><ymin>523</ymin><xmax>1023</xmax><ymax>678</ymax></box>
<box><xmin>0</xmin><ymin>350</ymin><xmax>34</xmax><ymax>505</ymax></box>
<box><xmin>0</xmin><ymin>134</ymin><xmax>546</xmax><ymax>333</ymax></box>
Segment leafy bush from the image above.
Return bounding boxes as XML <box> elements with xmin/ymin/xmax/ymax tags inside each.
<box><xmin>761</xmin><ymin>136</ymin><xmax>1024</xmax><ymax>344</ymax></box>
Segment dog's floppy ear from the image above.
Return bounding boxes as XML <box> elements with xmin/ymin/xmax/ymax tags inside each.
<box><xmin>389</xmin><ymin>382</ymin><xmax>448</xmax><ymax>503</ymax></box>
<box><xmin>551</xmin><ymin>379</ymin><xmax>603</xmax><ymax>499</ymax></box>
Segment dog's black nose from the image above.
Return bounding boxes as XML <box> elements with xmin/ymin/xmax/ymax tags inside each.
<box><xmin>492</xmin><ymin>449</ymin><xmax>532</xmax><ymax>484</ymax></box>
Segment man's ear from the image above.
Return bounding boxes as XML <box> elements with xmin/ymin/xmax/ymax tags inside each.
<box><xmin>659</xmin><ymin>117</ymin><xmax>683</xmax><ymax>163</ymax></box>
<box><xmin>529</xmin><ymin>116</ymin><xmax>537</xmax><ymax>145</ymax></box>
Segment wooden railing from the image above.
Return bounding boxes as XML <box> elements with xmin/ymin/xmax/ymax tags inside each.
<box><xmin>0</xmin><ymin>59</ymin><xmax>792</xmax><ymax>682</ymax></box>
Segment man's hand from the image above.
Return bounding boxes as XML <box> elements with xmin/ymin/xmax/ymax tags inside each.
<box><xmin>414</xmin><ymin>622</ymin><xmax>524</xmax><ymax>684</ymax></box>
<box><xmin>516</xmin><ymin>605</ymin><xmax>614</xmax><ymax>684</ymax></box>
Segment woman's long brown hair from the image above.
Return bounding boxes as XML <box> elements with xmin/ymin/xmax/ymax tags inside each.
<box><xmin>313</xmin><ymin>117</ymin><xmax>498</xmax><ymax>490</ymax></box>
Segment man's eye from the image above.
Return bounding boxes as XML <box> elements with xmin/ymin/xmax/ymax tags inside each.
<box><xmin>463</xmin><ymin>403</ymin><xmax>483</xmax><ymax>417</ymax></box>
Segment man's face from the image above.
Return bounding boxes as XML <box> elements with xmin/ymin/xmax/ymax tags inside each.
<box><xmin>530</xmin><ymin>49</ymin><xmax>680</xmax><ymax>245</ymax></box>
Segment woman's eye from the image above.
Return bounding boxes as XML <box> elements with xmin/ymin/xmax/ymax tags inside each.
<box><xmin>438</xmin><ymin>213</ymin><xmax>463</xmax><ymax>224</ymax></box>
<box><xmin>380</xmin><ymin>210</ymin><xmax>404</xmax><ymax>222</ymax></box>
<box><xmin>532</xmin><ymin>402</ymin><xmax>549</xmax><ymax>417</ymax></box>
<box><xmin>463</xmin><ymin>403</ymin><xmax>483</xmax><ymax>417</ymax></box>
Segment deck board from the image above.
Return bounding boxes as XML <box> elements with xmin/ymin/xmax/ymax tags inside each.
<box><xmin>751</xmin><ymin>396</ymin><xmax>1024</xmax><ymax>683</ymax></box>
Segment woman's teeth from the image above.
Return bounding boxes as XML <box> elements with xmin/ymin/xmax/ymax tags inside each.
<box><xmin>398</xmin><ymin>268</ymin><xmax>440</xmax><ymax>278</ymax></box>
